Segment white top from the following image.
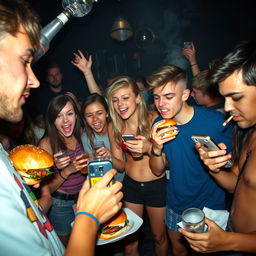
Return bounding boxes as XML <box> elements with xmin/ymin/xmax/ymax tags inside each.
<box><xmin>0</xmin><ymin>143</ymin><xmax>65</xmax><ymax>256</ymax></box>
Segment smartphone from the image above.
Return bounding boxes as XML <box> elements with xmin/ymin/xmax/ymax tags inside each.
<box><xmin>88</xmin><ymin>158</ymin><xmax>114</xmax><ymax>187</ymax></box>
<box><xmin>122</xmin><ymin>134</ymin><xmax>137</xmax><ymax>141</ymax></box>
<box><xmin>191</xmin><ymin>135</ymin><xmax>232</xmax><ymax>168</ymax></box>
<box><xmin>183</xmin><ymin>41</ymin><xmax>192</xmax><ymax>48</ymax></box>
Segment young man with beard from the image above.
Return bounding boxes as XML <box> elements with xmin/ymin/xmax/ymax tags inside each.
<box><xmin>146</xmin><ymin>64</ymin><xmax>233</xmax><ymax>256</ymax></box>
<box><xmin>0</xmin><ymin>0</ymin><xmax>123</xmax><ymax>255</ymax></box>
<box><xmin>179</xmin><ymin>41</ymin><xmax>256</xmax><ymax>255</ymax></box>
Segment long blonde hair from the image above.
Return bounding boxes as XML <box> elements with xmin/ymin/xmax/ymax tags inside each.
<box><xmin>107</xmin><ymin>76</ymin><xmax>150</xmax><ymax>145</ymax></box>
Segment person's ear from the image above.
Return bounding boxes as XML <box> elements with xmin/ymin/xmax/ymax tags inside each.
<box><xmin>136</xmin><ymin>94</ymin><xmax>141</xmax><ymax>104</ymax></box>
<box><xmin>182</xmin><ymin>89</ymin><xmax>190</xmax><ymax>101</ymax></box>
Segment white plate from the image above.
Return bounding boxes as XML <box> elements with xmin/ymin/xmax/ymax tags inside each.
<box><xmin>97</xmin><ymin>208</ymin><xmax>143</xmax><ymax>245</ymax></box>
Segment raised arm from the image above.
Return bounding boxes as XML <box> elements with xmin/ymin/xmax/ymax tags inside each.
<box><xmin>182</xmin><ymin>42</ymin><xmax>200</xmax><ymax>76</ymax></box>
<box><xmin>72</xmin><ymin>49</ymin><xmax>103</xmax><ymax>95</ymax></box>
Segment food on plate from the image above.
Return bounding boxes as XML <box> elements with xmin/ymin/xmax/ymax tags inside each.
<box><xmin>9</xmin><ymin>144</ymin><xmax>53</xmax><ymax>185</ymax></box>
<box><xmin>98</xmin><ymin>210</ymin><xmax>130</xmax><ymax>239</ymax></box>
<box><xmin>157</xmin><ymin>119</ymin><xmax>179</xmax><ymax>138</ymax></box>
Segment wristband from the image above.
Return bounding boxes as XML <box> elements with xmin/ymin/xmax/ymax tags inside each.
<box><xmin>75</xmin><ymin>211</ymin><xmax>100</xmax><ymax>230</ymax></box>
<box><xmin>191</xmin><ymin>63</ymin><xmax>197</xmax><ymax>66</ymax></box>
<box><xmin>151</xmin><ymin>148</ymin><xmax>162</xmax><ymax>157</ymax></box>
<box><xmin>59</xmin><ymin>172</ymin><xmax>67</xmax><ymax>180</ymax></box>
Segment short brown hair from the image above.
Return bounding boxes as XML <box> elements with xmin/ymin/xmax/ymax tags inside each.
<box><xmin>0</xmin><ymin>0</ymin><xmax>41</xmax><ymax>53</ymax></box>
<box><xmin>192</xmin><ymin>69</ymin><xmax>222</xmax><ymax>99</ymax></box>
<box><xmin>192</xmin><ymin>70</ymin><xmax>210</xmax><ymax>93</ymax></box>
<box><xmin>146</xmin><ymin>64</ymin><xmax>187</xmax><ymax>89</ymax></box>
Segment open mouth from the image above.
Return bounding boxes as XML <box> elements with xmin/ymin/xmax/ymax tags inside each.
<box><xmin>119</xmin><ymin>107</ymin><xmax>128</xmax><ymax>115</ymax></box>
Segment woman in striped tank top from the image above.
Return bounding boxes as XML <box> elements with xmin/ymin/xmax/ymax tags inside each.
<box><xmin>39</xmin><ymin>94</ymin><xmax>88</xmax><ymax>246</ymax></box>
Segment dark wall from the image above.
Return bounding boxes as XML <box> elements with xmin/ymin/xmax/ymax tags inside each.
<box><xmin>28</xmin><ymin>0</ymin><xmax>256</xmax><ymax>99</ymax></box>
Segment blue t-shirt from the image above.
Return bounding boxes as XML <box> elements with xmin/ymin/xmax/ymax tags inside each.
<box><xmin>155</xmin><ymin>106</ymin><xmax>233</xmax><ymax>214</ymax></box>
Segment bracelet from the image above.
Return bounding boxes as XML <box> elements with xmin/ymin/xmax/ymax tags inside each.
<box><xmin>75</xmin><ymin>211</ymin><xmax>100</xmax><ymax>230</ymax></box>
<box><xmin>151</xmin><ymin>148</ymin><xmax>162</xmax><ymax>157</ymax></box>
<box><xmin>191</xmin><ymin>63</ymin><xmax>197</xmax><ymax>66</ymax></box>
<box><xmin>59</xmin><ymin>172</ymin><xmax>67</xmax><ymax>180</ymax></box>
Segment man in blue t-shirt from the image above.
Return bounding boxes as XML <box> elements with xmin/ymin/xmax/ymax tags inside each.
<box><xmin>146</xmin><ymin>64</ymin><xmax>233</xmax><ymax>256</ymax></box>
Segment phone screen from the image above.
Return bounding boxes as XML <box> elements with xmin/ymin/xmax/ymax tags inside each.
<box><xmin>122</xmin><ymin>134</ymin><xmax>136</xmax><ymax>141</ymax></box>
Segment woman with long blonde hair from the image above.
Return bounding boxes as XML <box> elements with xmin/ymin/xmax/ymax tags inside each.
<box><xmin>107</xmin><ymin>76</ymin><xmax>168</xmax><ymax>256</ymax></box>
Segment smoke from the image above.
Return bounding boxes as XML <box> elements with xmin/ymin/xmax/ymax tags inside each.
<box><xmin>159</xmin><ymin>1</ymin><xmax>199</xmax><ymax>69</ymax></box>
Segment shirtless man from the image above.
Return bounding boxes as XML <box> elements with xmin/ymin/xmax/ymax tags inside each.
<box><xmin>179</xmin><ymin>40</ymin><xmax>256</xmax><ymax>254</ymax></box>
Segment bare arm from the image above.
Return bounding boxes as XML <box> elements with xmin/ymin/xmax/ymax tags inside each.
<box><xmin>37</xmin><ymin>183</ymin><xmax>52</xmax><ymax>213</ymax></box>
<box><xmin>182</xmin><ymin>42</ymin><xmax>200</xmax><ymax>76</ymax></box>
<box><xmin>108</xmin><ymin>122</ymin><xmax>125</xmax><ymax>171</ymax></box>
<box><xmin>72</xmin><ymin>49</ymin><xmax>102</xmax><ymax>95</ymax></box>
<box><xmin>39</xmin><ymin>137</ymin><xmax>88</xmax><ymax>193</ymax></box>
<box><xmin>179</xmin><ymin>217</ymin><xmax>256</xmax><ymax>253</ymax></box>
<box><xmin>65</xmin><ymin>169</ymin><xmax>123</xmax><ymax>256</ymax></box>
<box><xmin>149</xmin><ymin>120</ymin><xmax>177</xmax><ymax>176</ymax></box>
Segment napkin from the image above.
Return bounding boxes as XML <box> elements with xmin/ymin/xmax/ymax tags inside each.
<box><xmin>177</xmin><ymin>207</ymin><xmax>229</xmax><ymax>231</ymax></box>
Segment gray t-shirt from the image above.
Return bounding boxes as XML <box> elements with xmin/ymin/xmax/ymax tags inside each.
<box><xmin>81</xmin><ymin>132</ymin><xmax>124</xmax><ymax>182</ymax></box>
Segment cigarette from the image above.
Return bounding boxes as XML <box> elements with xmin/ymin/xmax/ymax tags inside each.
<box><xmin>223</xmin><ymin>115</ymin><xmax>233</xmax><ymax>126</ymax></box>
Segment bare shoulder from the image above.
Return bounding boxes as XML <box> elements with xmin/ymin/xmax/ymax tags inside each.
<box><xmin>38</xmin><ymin>137</ymin><xmax>53</xmax><ymax>155</ymax></box>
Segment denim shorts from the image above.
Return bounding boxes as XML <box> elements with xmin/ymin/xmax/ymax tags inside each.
<box><xmin>165</xmin><ymin>207</ymin><xmax>252</xmax><ymax>256</ymax></box>
<box><xmin>48</xmin><ymin>197</ymin><xmax>75</xmax><ymax>236</ymax></box>
<box><xmin>165</xmin><ymin>206</ymin><xmax>181</xmax><ymax>232</ymax></box>
<box><xmin>122</xmin><ymin>174</ymin><xmax>166</xmax><ymax>207</ymax></box>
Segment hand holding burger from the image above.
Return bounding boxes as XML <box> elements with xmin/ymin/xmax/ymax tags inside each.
<box><xmin>151</xmin><ymin>119</ymin><xmax>179</xmax><ymax>156</ymax></box>
<box><xmin>9</xmin><ymin>144</ymin><xmax>54</xmax><ymax>185</ymax></box>
<box><xmin>156</xmin><ymin>119</ymin><xmax>179</xmax><ymax>139</ymax></box>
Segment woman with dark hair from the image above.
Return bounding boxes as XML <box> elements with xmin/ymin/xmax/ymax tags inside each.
<box><xmin>80</xmin><ymin>93</ymin><xmax>125</xmax><ymax>182</ymax></box>
<box><xmin>81</xmin><ymin>93</ymin><xmax>110</xmax><ymax>155</ymax></box>
<box><xmin>39</xmin><ymin>94</ymin><xmax>88</xmax><ymax>246</ymax></box>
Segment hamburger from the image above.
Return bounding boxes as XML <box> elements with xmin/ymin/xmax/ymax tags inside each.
<box><xmin>9</xmin><ymin>144</ymin><xmax>54</xmax><ymax>185</ymax></box>
<box><xmin>98</xmin><ymin>210</ymin><xmax>130</xmax><ymax>239</ymax></box>
<box><xmin>157</xmin><ymin>119</ymin><xmax>179</xmax><ymax>139</ymax></box>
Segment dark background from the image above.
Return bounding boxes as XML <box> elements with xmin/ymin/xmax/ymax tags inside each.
<box><xmin>28</xmin><ymin>0</ymin><xmax>256</xmax><ymax>99</ymax></box>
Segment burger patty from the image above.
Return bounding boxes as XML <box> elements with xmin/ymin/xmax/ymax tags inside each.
<box><xmin>19</xmin><ymin>168</ymin><xmax>51</xmax><ymax>180</ymax></box>
<box><xmin>102</xmin><ymin>220</ymin><xmax>128</xmax><ymax>235</ymax></box>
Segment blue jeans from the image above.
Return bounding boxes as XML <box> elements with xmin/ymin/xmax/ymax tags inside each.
<box><xmin>48</xmin><ymin>197</ymin><xmax>75</xmax><ymax>236</ymax></box>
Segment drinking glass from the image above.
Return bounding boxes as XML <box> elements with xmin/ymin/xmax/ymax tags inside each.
<box><xmin>181</xmin><ymin>208</ymin><xmax>205</xmax><ymax>233</ymax></box>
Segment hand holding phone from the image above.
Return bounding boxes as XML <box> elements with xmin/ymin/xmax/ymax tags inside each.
<box><xmin>191</xmin><ymin>135</ymin><xmax>232</xmax><ymax>168</ymax></box>
<box><xmin>122</xmin><ymin>134</ymin><xmax>137</xmax><ymax>141</ymax></box>
<box><xmin>88</xmin><ymin>157</ymin><xmax>114</xmax><ymax>187</ymax></box>
<box><xmin>183</xmin><ymin>42</ymin><xmax>192</xmax><ymax>49</ymax></box>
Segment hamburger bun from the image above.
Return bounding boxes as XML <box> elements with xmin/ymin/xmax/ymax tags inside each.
<box><xmin>98</xmin><ymin>210</ymin><xmax>129</xmax><ymax>239</ymax></box>
<box><xmin>9</xmin><ymin>144</ymin><xmax>54</xmax><ymax>185</ymax></box>
<box><xmin>157</xmin><ymin>119</ymin><xmax>179</xmax><ymax>138</ymax></box>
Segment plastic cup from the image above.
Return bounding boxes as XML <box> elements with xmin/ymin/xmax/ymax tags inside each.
<box><xmin>93</xmin><ymin>141</ymin><xmax>105</xmax><ymax>155</ymax></box>
<box><xmin>56</xmin><ymin>149</ymin><xmax>67</xmax><ymax>160</ymax></box>
<box><xmin>80</xmin><ymin>153</ymin><xmax>90</xmax><ymax>174</ymax></box>
<box><xmin>130</xmin><ymin>151</ymin><xmax>143</xmax><ymax>158</ymax></box>
<box><xmin>181</xmin><ymin>208</ymin><xmax>205</xmax><ymax>233</ymax></box>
